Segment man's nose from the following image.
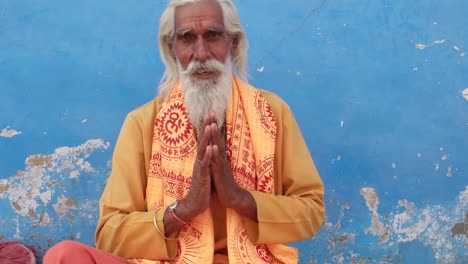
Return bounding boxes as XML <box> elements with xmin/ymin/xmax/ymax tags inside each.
<box><xmin>193</xmin><ymin>38</ymin><xmax>210</xmax><ymax>61</ymax></box>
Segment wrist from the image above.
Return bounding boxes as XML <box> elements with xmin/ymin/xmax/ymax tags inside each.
<box><xmin>177</xmin><ymin>198</ymin><xmax>197</xmax><ymax>221</ymax></box>
<box><xmin>231</xmin><ymin>188</ymin><xmax>249</xmax><ymax>209</ymax></box>
<box><xmin>231</xmin><ymin>189</ymin><xmax>258</xmax><ymax>220</ymax></box>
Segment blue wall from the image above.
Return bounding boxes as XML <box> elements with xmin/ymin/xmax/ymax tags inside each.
<box><xmin>1</xmin><ymin>0</ymin><xmax>467</xmax><ymax>263</ymax></box>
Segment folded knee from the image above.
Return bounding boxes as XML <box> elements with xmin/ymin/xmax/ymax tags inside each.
<box><xmin>43</xmin><ymin>240</ymin><xmax>90</xmax><ymax>263</ymax></box>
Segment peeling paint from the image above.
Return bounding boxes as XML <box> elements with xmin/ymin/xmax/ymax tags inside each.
<box><xmin>360</xmin><ymin>187</ymin><xmax>388</xmax><ymax>242</ymax></box>
<box><xmin>415</xmin><ymin>39</ymin><xmax>446</xmax><ymax>50</ymax></box>
<box><xmin>0</xmin><ymin>179</ymin><xmax>9</xmax><ymax>196</ymax></box>
<box><xmin>28</xmin><ymin>209</ymin><xmax>37</xmax><ymax>218</ymax></box>
<box><xmin>356</xmin><ymin>185</ymin><xmax>468</xmax><ymax>263</ymax></box>
<box><xmin>256</xmin><ymin>66</ymin><xmax>264</xmax><ymax>72</ymax></box>
<box><xmin>26</xmin><ymin>155</ymin><xmax>52</xmax><ymax>168</ymax></box>
<box><xmin>335</xmin><ymin>203</ymin><xmax>350</xmax><ymax>230</ymax></box>
<box><xmin>38</xmin><ymin>212</ymin><xmax>51</xmax><ymax>227</ymax></box>
<box><xmin>462</xmin><ymin>88</ymin><xmax>468</xmax><ymax>101</ymax></box>
<box><xmin>81</xmin><ymin>118</ymin><xmax>88</xmax><ymax>123</ymax></box>
<box><xmin>446</xmin><ymin>166</ymin><xmax>452</xmax><ymax>177</ymax></box>
<box><xmin>3</xmin><ymin>139</ymin><xmax>109</xmax><ymax>216</ymax></box>
<box><xmin>52</xmin><ymin>195</ymin><xmax>77</xmax><ymax>219</ymax></box>
<box><xmin>0</xmin><ymin>126</ymin><xmax>21</xmax><ymax>138</ymax></box>
<box><xmin>450</xmin><ymin>212</ymin><xmax>467</xmax><ymax>237</ymax></box>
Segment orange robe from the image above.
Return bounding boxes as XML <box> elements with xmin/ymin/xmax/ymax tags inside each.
<box><xmin>95</xmin><ymin>84</ymin><xmax>325</xmax><ymax>263</ymax></box>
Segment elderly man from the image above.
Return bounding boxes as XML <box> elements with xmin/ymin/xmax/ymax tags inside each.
<box><xmin>44</xmin><ymin>0</ymin><xmax>325</xmax><ymax>263</ymax></box>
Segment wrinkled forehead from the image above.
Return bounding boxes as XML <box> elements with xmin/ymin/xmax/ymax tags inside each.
<box><xmin>174</xmin><ymin>0</ymin><xmax>224</xmax><ymax>30</ymax></box>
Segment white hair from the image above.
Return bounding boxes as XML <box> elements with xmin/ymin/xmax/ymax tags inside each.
<box><xmin>179</xmin><ymin>55</ymin><xmax>233</xmax><ymax>133</ymax></box>
<box><xmin>158</xmin><ymin>0</ymin><xmax>248</xmax><ymax>97</ymax></box>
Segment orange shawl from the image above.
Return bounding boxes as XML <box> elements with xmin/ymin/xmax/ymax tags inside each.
<box><xmin>140</xmin><ymin>76</ymin><xmax>297</xmax><ymax>263</ymax></box>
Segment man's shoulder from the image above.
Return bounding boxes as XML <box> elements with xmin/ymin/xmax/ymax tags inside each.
<box><xmin>257</xmin><ymin>89</ymin><xmax>291</xmax><ymax>114</ymax></box>
<box><xmin>126</xmin><ymin>96</ymin><xmax>163</xmax><ymax>121</ymax></box>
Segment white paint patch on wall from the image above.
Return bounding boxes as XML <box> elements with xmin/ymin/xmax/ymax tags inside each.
<box><xmin>462</xmin><ymin>88</ymin><xmax>468</xmax><ymax>101</ymax></box>
<box><xmin>415</xmin><ymin>39</ymin><xmax>446</xmax><ymax>50</ymax></box>
<box><xmin>0</xmin><ymin>126</ymin><xmax>21</xmax><ymax>138</ymax></box>
<box><xmin>52</xmin><ymin>195</ymin><xmax>77</xmax><ymax>219</ymax></box>
<box><xmin>360</xmin><ymin>187</ymin><xmax>389</xmax><ymax>242</ymax></box>
<box><xmin>360</xmin><ymin>185</ymin><xmax>468</xmax><ymax>263</ymax></box>
<box><xmin>3</xmin><ymin>139</ymin><xmax>110</xmax><ymax>216</ymax></box>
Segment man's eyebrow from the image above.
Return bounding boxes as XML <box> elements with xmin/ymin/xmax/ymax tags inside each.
<box><xmin>206</xmin><ymin>27</ymin><xmax>224</xmax><ymax>33</ymax></box>
<box><xmin>176</xmin><ymin>29</ymin><xmax>193</xmax><ymax>36</ymax></box>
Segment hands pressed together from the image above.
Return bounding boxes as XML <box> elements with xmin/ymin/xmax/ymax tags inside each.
<box><xmin>163</xmin><ymin>112</ymin><xmax>257</xmax><ymax>236</ymax></box>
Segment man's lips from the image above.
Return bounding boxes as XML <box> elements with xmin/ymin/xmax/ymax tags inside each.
<box><xmin>192</xmin><ymin>70</ymin><xmax>217</xmax><ymax>79</ymax></box>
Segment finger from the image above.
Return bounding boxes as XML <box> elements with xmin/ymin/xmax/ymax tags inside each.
<box><xmin>210</xmin><ymin>123</ymin><xmax>226</xmax><ymax>159</ymax></box>
<box><xmin>196</xmin><ymin>119</ymin><xmax>211</xmax><ymax>161</ymax></box>
<box><xmin>211</xmin><ymin>144</ymin><xmax>229</xmax><ymax>190</ymax></box>
<box><xmin>200</xmin><ymin>145</ymin><xmax>213</xmax><ymax>169</ymax></box>
<box><xmin>211</xmin><ymin>144</ymin><xmax>222</xmax><ymax>178</ymax></box>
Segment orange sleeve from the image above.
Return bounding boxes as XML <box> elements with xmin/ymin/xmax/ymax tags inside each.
<box><xmin>244</xmin><ymin>92</ymin><xmax>325</xmax><ymax>244</ymax></box>
<box><xmin>95</xmin><ymin>101</ymin><xmax>178</xmax><ymax>260</ymax></box>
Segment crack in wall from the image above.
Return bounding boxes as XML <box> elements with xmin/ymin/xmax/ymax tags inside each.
<box><xmin>254</xmin><ymin>0</ymin><xmax>328</xmax><ymax>68</ymax></box>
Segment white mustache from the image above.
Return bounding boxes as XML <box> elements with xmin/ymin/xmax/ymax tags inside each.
<box><xmin>183</xmin><ymin>59</ymin><xmax>224</xmax><ymax>76</ymax></box>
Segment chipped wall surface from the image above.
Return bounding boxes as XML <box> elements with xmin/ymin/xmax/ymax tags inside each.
<box><xmin>0</xmin><ymin>0</ymin><xmax>467</xmax><ymax>263</ymax></box>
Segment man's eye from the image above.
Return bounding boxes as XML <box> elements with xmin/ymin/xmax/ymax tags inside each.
<box><xmin>207</xmin><ymin>31</ymin><xmax>223</xmax><ymax>40</ymax></box>
<box><xmin>179</xmin><ymin>34</ymin><xmax>194</xmax><ymax>42</ymax></box>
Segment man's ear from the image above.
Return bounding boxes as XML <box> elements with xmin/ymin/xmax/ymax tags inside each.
<box><xmin>230</xmin><ymin>35</ymin><xmax>239</xmax><ymax>53</ymax></box>
<box><xmin>168</xmin><ymin>42</ymin><xmax>176</xmax><ymax>60</ymax></box>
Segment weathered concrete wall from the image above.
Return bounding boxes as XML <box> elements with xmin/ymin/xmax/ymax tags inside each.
<box><xmin>1</xmin><ymin>0</ymin><xmax>467</xmax><ymax>263</ymax></box>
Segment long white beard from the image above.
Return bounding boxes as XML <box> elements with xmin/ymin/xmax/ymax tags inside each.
<box><xmin>178</xmin><ymin>57</ymin><xmax>233</xmax><ymax>133</ymax></box>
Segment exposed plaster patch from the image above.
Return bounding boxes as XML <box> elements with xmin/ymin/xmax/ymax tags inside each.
<box><xmin>26</xmin><ymin>155</ymin><xmax>52</xmax><ymax>168</ymax></box>
<box><xmin>441</xmin><ymin>154</ymin><xmax>448</xmax><ymax>161</ymax></box>
<box><xmin>331</xmin><ymin>154</ymin><xmax>341</xmax><ymax>164</ymax></box>
<box><xmin>52</xmin><ymin>195</ymin><xmax>77</xmax><ymax>219</ymax></box>
<box><xmin>69</xmin><ymin>170</ymin><xmax>80</xmax><ymax>179</ymax></box>
<box><xmin>360</xmin><ymin>187</ymin><xmax>389</xmax><ymax>242</ymax></box>
<box><xmin>450</xmin><ymin>212</ymin><xmax>467</xmax><ymax>237</ymax></box>
<box><xmin>335</xmin><ymin>203</ymin><xmax>350</xmax><ymax>230</ymax></box>
<box><xmin>13</xmin><ymin>218</ymin><xmax>21</xmax><ymax>240</ymax></box>
<box><xmin>0</xmin><ymin>179</ymin><xmax>9</xmax><ymax>197</ymax></box>
<box><xmin>38</xmin><ymin>212</ymin><xmax>51</xmax><ymax>227</ymax></box>
<box><xmin>385</xmin><ymin>186</ymin><xmax>467</xmax><ymax>262</ymax></box>
<box><xmin>0</xmin><ymin>126</ymin><xmax>21</xmax><ymax>138</ymax></box>
<box><xmin>462</xmin><ymin>88</ymin><xmax>468</xmax><ymax>101</ymax></box>
<box><xmin>316</xmin><ymin>186</ymin><xmax>468</xmax><ymax>262</ymax></box>
<box><xmin>451</xmin><ymin>45</ymin><xmax>466</xmax><ymax>57</ymax></box>
<box><xmin>446</xmin><ymin>166</ymin><xmax>452</xmax><ymax>177</ymax></box>
<box><xmin>3</xmin><ymin>139</ymin><xmax>109</xmax><ymax>216</ymax></box>
<box><xmin>415</xmin><ymin>39</ymin><xmax>446</xmax><ymax>50</ymax></box>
